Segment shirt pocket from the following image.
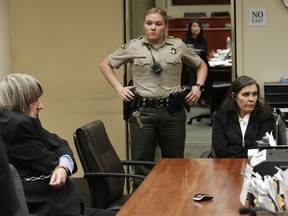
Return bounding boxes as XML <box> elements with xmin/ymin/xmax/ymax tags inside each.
<box><xmin>165</xmin><ymin>56</ymin><xmax>182</xmax><ymax>75</ymax></box>
<box><xmin>133</xmin><ymin>57</ymin><xmax>153</xmax><ymax>77</ymax></box>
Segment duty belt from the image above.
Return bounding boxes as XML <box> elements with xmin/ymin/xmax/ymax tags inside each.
<box><xmin>139</xmin><ymin>97</ymin><xmax>170</xmax><ymax>109</ymax></box>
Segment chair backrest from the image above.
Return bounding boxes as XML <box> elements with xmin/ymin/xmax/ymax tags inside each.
<box><xmin>211</xmin><ymin>11</ymin><xmax>230</xmax><ymax>17</ymax></box>
<box><xmin>273</xmin><ymin>112</ymin><xmax>288</xmax><ymax>145</ymax></box>
<box><xmin>10</xmin><ymin>164</ymin><xmax>30</xmax><ymax>216</ymax></box>
<box><xmin>73</xmin><ymin>119</ymin><xmax>125</xmax><ymax>209</ymax></box>
<box><xmin>184</xmin><ymin>12</ymin><xmax>207</xmax><ymax>18</ymax></box>
<box><xmin>201</xmin><ymin>23</ymin><xmax>210</xmax><ymax>29</ymax></box>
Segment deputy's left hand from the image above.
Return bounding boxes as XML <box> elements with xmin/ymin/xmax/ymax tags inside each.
<box><xmin>185</xmin><ymin>86</ymin><xmax>201</xmax><ymax>105</ymax></box>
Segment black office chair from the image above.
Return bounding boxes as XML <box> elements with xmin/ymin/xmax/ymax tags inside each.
<box><xmin>73</xmin><ymin>119</ymin><xmax>155</xmax><ymax>211</ymax></box>
<box><xmin>199</xmin><ymin>145</ymin><xmax>216</xmax><ymax>158</ymax></box>
<box><xmin>184</xmin><ymin>12</ymin><xmax>206</xmax><ymax>18</ymax></box>
<box><xmin>182</xmin><ymin>51</ymin><xmax>213</xmax><ymax>125</ymax></box>
<box><xmin>198</xmin><ymin>110</ymin><xmax>217</xmax><ymax>158</ymax></box>
<box><xmin>211</xmin><ymin>11</ymin><xmax>230</xmax><ymax>17</ymax></box>
<box><xmin>210</xmin><ymin>81</ymin><xmax>231</xmax><ymax>124</ymax></box>
<box><xmin>10</xmin><ymin>164</ymin><xmax>31</xmax><ymax>216</ymax></box>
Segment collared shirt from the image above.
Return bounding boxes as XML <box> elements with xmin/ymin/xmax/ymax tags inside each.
<box><xmin>108</xmin><ymin>35</ymin><xmax>201</xmax><ymax>98</ymax></box>
<box><xmin>59</xmin><ymin>155</ymin><xmax>74</xmax><ymax>175</ymax></box>
<box><xmin>238</xmin><ymin>113</ymin><xmax>250</xmax><ymax>147</ymax></box>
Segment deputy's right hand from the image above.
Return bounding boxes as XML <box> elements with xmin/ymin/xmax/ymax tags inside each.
<box><xmin>117</xmin><ymin>86</ymin><xmax>135</xmax><ymax>102</ymax></box>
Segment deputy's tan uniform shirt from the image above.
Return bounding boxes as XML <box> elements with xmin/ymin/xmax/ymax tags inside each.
<box><xmin>108</xmin><ymin>36</ymin><xmax>201</xmax><ymax>98</ymax></box>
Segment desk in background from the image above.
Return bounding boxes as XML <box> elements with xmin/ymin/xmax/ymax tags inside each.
<box><xmin>264</xmin><ymin>82</ymin><xmax>288</xmax><ymax>109</ymax></box>
<box><xmin>169</xmin><ymin>28</ymin><xmax>231</xmax><ymax>51</ymax></box>
<box><xmin>209</xmin><ymin>49</ymin><xmax>232</xmax><ymax>83</ymax></box>
<box><xmin>168</xmin><ymin>17</ymin><xmax>231</xmax><ymax>29</ymax></box>
<box><xmin>117</xmin><ymin>158</ymin><xmax>248</xmax><ymax>216</ymax></box>
<box><xmin>168</xmin><ymin>16</ymin><xmax>231</xmax><ymax>51</ymax></box>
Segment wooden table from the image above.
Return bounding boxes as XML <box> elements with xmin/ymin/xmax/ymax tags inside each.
<box><xmin>117</xmin><ymin>158</ymin><xmax>248</xmax><ymax>216</ymax></box>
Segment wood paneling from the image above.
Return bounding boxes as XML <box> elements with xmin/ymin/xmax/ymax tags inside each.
<box><xmin>172</xmin><ymin>0</ymin><xmax>230</xmax><ymax>5</ymax></box>
<box><xmin>168</xmin><ymin>17</ymin><xmax>231</xmax><ymax>50</ymax></box>
<box><xmin>169</xmin><ymin>28</ymin><xmax>231</xmax><ymax>50</ymax></box>
<box><xmin>168</xmin><ymin>17</ymin><xmax>230</xmax><ymax>29</ymax></box>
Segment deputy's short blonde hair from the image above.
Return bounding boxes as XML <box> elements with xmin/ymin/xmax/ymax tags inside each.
<box><xmin>143</xmin><ymin>7</ymin><xmax>168</xmax><ymax>25</ymax></box>
<box><xmin>0</xmin><ymin>73</ymin><xmax>43</xmax><ymax>115</ymax></box>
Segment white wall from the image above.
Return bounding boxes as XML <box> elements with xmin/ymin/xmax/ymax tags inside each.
<box><xmin>10</xmin><ymin>0</ymin><xmax>124</xmax><ymax>177</ymax></box>
<box><xmin>0</xmin><ymin>0</ymin><xmax>11</xmax><ymax>79</ymax></box>
<box><xmin>235</xmin><ymin>0</ymin><xmax>288</xmax><ymax>93</ymax></box>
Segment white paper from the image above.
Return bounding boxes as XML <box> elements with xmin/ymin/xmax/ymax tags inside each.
<box><xmin>239</xmin><ymin>164</ymin><xmax>254</xmax><ymax>205</ymax></box>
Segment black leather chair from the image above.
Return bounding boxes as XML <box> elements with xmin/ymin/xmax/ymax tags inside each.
<box><xmin>182</xmin><ymin>51</ymin><xmax>213</xmax><ymax>125</ymax></box>
<box><xmin>73</xmin><ymin>119</ymin><xmax>155</xmax><ymax>211</ymax></box>
<box><xmin>184</xmin><ymin>12</ymin><xmax>206</xmax><ymax>17</ymax></box>
<box><xmin>10</xmin><ymin>164</ymin><xmax>31</xmax><ymax>216</ymax></box>
<box><xmin>199</xmin><ymin>145</ymin><xmax>216</xmax><ymax>158</ymax></box>
<box><xmin>211</xmin><ymin>11</ymin><xmax>230</xmax><ymax>17</ymax></box>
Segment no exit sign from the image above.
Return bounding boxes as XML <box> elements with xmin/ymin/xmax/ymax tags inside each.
<box><xmin>249</xmin><ymin>8</ymin><xmax>267</xmax><ymax>26</ymax></box>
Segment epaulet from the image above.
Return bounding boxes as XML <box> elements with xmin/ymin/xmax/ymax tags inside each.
<box><xmin>120</xmin><ymin>43</ymin><xmax>130</xmax><ymax>50</ymax></box>
<box><xmin>166</xmin><ymin>36</ymin><xmax>186</xmax><ymax>47</ymax></box>
<box><xmin>120</xmin><ymin>37</ymin><xmax>141</xmax><ymax>50</ymax></box>
<box><xmin>182</xmin><ymin>41</ymin><xmax>190</xmax><ymax>48</ymax></box>
<box><xmin>167</xmin><ymin>35</ymin><xmax>175</xmax><ymax>39</ymax></box>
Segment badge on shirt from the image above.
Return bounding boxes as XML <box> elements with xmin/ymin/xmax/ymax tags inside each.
<box><xmin>170</xmin><ymin>47</ymin><xmax>176</xmax><ymax>55</ymax></box>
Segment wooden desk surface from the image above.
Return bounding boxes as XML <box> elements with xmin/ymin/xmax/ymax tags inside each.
<box><xmin>117</xmin><ymin>158</ymin><xmax>248</xmax><ymax>216</ymax></box>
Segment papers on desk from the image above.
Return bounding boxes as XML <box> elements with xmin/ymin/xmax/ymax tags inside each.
<box><xmin>209</xmin><ymin>59</ymin><xmax>232</xmax><ymax>67</ymax></box>
<box><xmin>209</xmin><ymin>48</ymin><xmax>232</xmax><ymax>67</ymax></box>
<box><xmin>240</xmin><ymin>160</ymin><xmax>288</xmax><ymax>212</ymax></box>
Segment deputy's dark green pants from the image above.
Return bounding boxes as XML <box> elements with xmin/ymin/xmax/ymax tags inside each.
<box><xmin>129</xmin><ymin>106</ymin><xmax>186</xmax><ymax>190</ymax></box>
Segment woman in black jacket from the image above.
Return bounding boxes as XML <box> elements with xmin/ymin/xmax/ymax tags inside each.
<box><xmin>212</xmin><ymin>75</ymin><xmax>275</xmax><ymax>158</ymax></box>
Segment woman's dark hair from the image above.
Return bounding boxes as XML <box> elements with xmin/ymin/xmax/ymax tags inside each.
<box><xmin>221</xmin><ymin>75</ymin><xmax>270</xmax><ymax>114</ymax></box>
<box><xmin>184</xmin><ymin>19</ymin><xmax>205</xmax><ymax>41</ymax></box>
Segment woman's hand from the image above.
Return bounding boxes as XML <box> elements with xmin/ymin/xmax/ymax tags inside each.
<box><xmin>117</xmin><ymin>85</ymin><xmax>135</xmax><ymax>102</ymax></box>
<box><xmin>49</xmin><ymin>166</ymin><xmax>68</xmax><ymax>190</ymax></box>
<box><xmin>185</xmin><ymin>86</ymin><xmax>201</xmax><ymax>105</ymax></box>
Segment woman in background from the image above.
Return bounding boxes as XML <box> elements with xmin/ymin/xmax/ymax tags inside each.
<box><xmin>212</xmin><ymin>75</ymin><xmax>275</xmax><ymax>158</ymax></box>
<box><xmin>182</xmin><ymin>19</ymin><xmax>211</xmax><ymax>107</ymax></box>
<box><xmin>182</xmin><ymin>19</ymin><xmax>209</xmax><ymax>64</ymax></box>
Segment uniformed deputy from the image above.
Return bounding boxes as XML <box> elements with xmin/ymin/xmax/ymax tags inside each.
<box><xmin>100</xmin><ymin>7</ymin><xmax>207</xmax><ymax>190</ymax></box>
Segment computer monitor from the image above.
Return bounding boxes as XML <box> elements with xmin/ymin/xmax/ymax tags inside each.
<box><xmin>275</xmin><ymin>114</ymin><xmax>288</xmax><ymax>145</ymax></box>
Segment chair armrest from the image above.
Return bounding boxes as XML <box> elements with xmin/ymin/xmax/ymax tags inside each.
<box><xmin>199</xmin><ymin>150</ymin><xmax>211</xmax><ymax>158</ymax></box>
<box><xmin>84</xmin><ymin>172</ymin><xmax>146</xmax><ymax>180</ymax></box>
<box><xmin>121</xmin><ymin>160</ymin><xmax>156</xmax><ymax>167</ymax></box>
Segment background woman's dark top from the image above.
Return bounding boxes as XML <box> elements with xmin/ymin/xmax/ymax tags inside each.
<box><xmin>181</xmin><ymin>20</ymin><xmax>211</xmax><ymax>103</ymax></box>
